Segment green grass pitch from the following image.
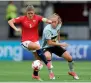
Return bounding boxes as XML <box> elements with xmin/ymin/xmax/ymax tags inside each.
<box><xmin>0</xmin><ymin>61</ymin><xmax>91</xmax><ymax>82</ymax></box>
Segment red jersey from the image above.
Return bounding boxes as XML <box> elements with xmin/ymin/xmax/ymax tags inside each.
<box><xmin>14</xmin><ymin>14</ymin><xmax>43</xmax><ymax>42</ymax></box>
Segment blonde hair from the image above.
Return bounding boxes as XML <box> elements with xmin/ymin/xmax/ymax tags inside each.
<box><xmin>49</xmin><ymin>13</ymin><xmax>62</xmax><ymax>24</ymax></box>
<box><xmin>26</xmin><ymin>5</ymin><xmax>35</xmax><ymax>12</ymax></box>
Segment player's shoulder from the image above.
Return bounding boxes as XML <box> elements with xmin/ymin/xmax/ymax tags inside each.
<box><xmin>44</xmin><ymin>24</ymin><xmax>51</xmax><ymax>31</ymax></box>
<box><xmin>35</xmin><ymin>14</ymin><xmax>41</xmax><ymax>17</ymax></box>
<box><xmin>35</xmin><ymin>14</ymin><xmax>43</xmax><ymax>18</ymax></box>
<box><xmin>15</xmin><ymin>15</ymin><xmax>26</xmax><ymax>19</ymax></box>
<box><xmin>21</xmin><ymin>15</ymin><xmax>27</xmax><ymax>19</ymax></box>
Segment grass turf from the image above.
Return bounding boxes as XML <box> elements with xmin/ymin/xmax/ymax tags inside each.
<box><xmin>0</xmin><ymin>61</ymin><xmax>91</xmax><ymax>82</ymax></box>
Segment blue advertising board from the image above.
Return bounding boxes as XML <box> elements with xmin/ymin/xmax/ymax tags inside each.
<box><xmin>23</xmin><ymin>40</ymin><xmax>91</xmax><ymax>61</ymax></box>
<box><xmin>0</xmin><ymin>41</ymin><xmax>23</xmax><ymax>61</ymax></box>
<box><xmin>0</xmin><ymin>40</ymin><xmax>91</xmax><ymax>61</ymax></box>
<box><xmin>52</xmin><ymin>40</ymin><xmax>91</xmax><ymax>61</ymax></box>
<box><xmin>23</xmin><ymin>48</ymin><xmax>35</xmax><ymax>60</ymax></box>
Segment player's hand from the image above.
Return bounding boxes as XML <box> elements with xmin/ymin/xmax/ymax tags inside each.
<box><xmin>60</xmin><ymin>42</ymin><xmax>69</xmax><ymax>47</ymax></box>
<box><xmin>48</xmin><ymin>20</ymin><xmax>52</xmax><ymax>24</ymax></box>
<box><xmin>15</xmin><ymin>28</ymin><xmax>22</xmax><ymax>32</ymax></box>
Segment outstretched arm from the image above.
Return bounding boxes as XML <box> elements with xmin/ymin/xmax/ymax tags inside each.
<box><xmin>42</xmin><ymin>18</ymin><xmax>52</xmax><ymax>24</ymax></box>
<box><xmin>47</xmin><ymin>39</ymin><xmax>68</xmax><ymax>47</ymax></box>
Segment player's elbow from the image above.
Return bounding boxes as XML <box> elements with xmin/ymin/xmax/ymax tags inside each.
<box><xmin>8</xmin><ymin>21</ymin><xmax>10</xmax><ymax>24</ymax></box>
<box><xmin>47</xmin><ymin>40</ymin><xmax>52</xmax><ymax>46</ymax></box>
<box><xmin>8</xmin><ymin>20</ymin><xmax>11</xmax><ymax>24</ymax></box>
<box><xmin>8</xmin><ymin>19</ymin><xmax>14</xmax><ymax>24</ymax></box>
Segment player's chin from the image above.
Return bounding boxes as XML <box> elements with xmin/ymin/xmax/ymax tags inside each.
<box><xmin>30</xmin><ymin>16</ymin><xmax>33</xmax><ymax>18</ymax></box>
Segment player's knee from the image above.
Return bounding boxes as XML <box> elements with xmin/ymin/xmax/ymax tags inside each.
<box><xmin>44</xmin><ymin>51</ymin><xmax>51</xmax><ymax>60</ymax></box>
<box><xmin>68</xmin><ymin>56</ymin><xmax>73</xmax><ymax>62</ymax></box>
<box><xmin>45</xmin><ymin>54</ymin><xmax>51</xmax><ymax>60</ymax></box>
<box><xmin>63</xmin><ymin>51</ymin><xmax>73</xmax><ymax>61</ymax></box>
<box><xmin>67</xmin><ymin>53</ymin><xmax>72</xmax><ymax>61</ymax></box>
<box><xmin>35</xmin><ymin>45</ymin><xmax>40</xmax><ymax>50</ymax></box>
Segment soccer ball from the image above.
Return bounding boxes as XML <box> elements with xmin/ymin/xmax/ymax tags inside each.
<box><xmin>32</xmin><ymin>60</ymin><xmax>43</xmax><ymax>70</ymax></box>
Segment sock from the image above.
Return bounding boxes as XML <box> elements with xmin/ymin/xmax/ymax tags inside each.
<box><xmin>47</xmin><ymin>60</ymin><xmax>51</xmax><ymax>63</ymax></box>
<box><xmin>47</xmin><ymin>60</ymin><xmax>52</xmax><ymax>67</ymax></box>
<box><xmin>68</xmin><ymin>61</ymin><xmax>74</xmax><ymax>72</ymax></box>
<box><xmin>36</xmin><ymin>49</ymin><xmax>48</xmax><ymax>65</ymax></box>
<box><xmin>47</xmin><ymin>60</ymin><xmax>53</xmax><ymax>73</ymax></box>
<box><xmin>48</xmin><ymin>69</ymin><xmax>53</xmax><ymax>73</ymax></box>
<box><xmin>33</xmin><ymin>70</ymin><xmax>38</xmax><ymax>76</ymax></box>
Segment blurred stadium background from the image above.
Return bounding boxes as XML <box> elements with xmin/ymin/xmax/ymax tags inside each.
<box><xmin>0</xmin><ymin>0</ymin><xmax>91</xmax><ymax>82</ymax></box>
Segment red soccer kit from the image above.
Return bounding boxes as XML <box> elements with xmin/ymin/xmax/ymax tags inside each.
<box><xmin>14</xmin><ymin>14</ymin><xmax>43</xmax><ymax>42</ymax></box>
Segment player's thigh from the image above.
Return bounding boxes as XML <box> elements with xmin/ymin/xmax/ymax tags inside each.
<box><xmin>22</xmin><ymin>41</ymin><xmax>40</xmax><ymax>50</ymax></box>
<box><xmin>50</xmin><ymin>46</ymin><xmax>66</xmax><ymax>57</ymax></box>
<box><xmin>62</xmin><ymin>51</ymin><xmax>72</xmax><ymax>61</ymax></box>
<box><xmin>28</xmin><ymin>42</ymin><xmax>40</xmax><ymax>50</ymax></box>
<box><xmin>22</xmin><ymin>41</ymin><xmax>41</xmax><ymax>60</ymax></box>
<box><xmin>44</xmin><ymin>51</ymin><xmax>52</xmax><ymax>60</ymax></box>
<box><xmin>33</xmin><ymin>52</ymin><xmax>41</xmax><ymax>60</ymax></box>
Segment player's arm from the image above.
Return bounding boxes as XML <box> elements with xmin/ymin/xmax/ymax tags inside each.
<box><xmin>38</xmin><ymin>15</ymin><xmax>52</xmax><ymax>24</ymax></box>
<box><xmin>47</xmin><ymin>39</ymin><xmax>68</xmax><ymax>47</ymax></box>
<box><xmin>44</xmin><ymin>30</ymin><xmax>68</xmax><ymax>47</ymax></box>
<box><xmin>8</xmin><ymin>18</ymin><xmax>21</xmax><ymax>32</ymax></box>
<box><xmin>42</xmin><ymin>18</ymin><xmax>52</xmax><ymax>24</ymax></box>
<box><xmin>8</xmin><ymin>19</ymin><xmax>18</xmax><ymax>31</ymax></box>
<box><xmin>44</xmin><ymin>30</ymin><xmax>60</xmax><ymax>46</ymax></box>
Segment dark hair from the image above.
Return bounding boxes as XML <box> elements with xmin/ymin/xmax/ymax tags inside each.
<box><xmin>26</xmin><ymin>5</ymin><xmax>35</xmax><ymax>11</ymax></box>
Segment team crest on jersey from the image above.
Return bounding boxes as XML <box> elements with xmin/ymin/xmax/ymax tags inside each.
<box><xmin>33</xmin><ymin>20</ymin><xmax>36</xmax><ymax>22</ymax></box>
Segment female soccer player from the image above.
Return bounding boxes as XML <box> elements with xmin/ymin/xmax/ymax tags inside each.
<box><xmin>8</xmin><ymin>5</ymin><xmax>52</xmax><ymax>81</ymax></box>
<box><xmin>41</xmin><ymin>13</ymin><xmax>79</xmax><ymax>80</ymax></box>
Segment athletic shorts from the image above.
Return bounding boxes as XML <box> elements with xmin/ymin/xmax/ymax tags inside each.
<box><xmin>21</xmin><ymin>41</ymin><xmax>40</xmax><ymax>52</ymax></box>
<box><xmin>43</xmin><ymin>46</ymin><xmax>66</xmax><ymax>57</ymax></box>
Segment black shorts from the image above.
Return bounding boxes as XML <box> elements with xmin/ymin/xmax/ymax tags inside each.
<box><xmin>43</xmin><ymin>46</ymin><xmax>66</xmax><ymax>57</ymax></box>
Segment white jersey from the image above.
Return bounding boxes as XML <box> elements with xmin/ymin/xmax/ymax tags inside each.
<box><xmin>41</xmin><ymin>24</ymin><xmax>62</xmax><ymax>48</ymax></box>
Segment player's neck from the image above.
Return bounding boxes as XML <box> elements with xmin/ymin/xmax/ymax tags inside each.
<box><xmin>27</xmin><ymin>15</ymin><xmax>33</xmax><ymax>19</ymax></box>
<box><xmin>51</xmin><ymin>25</ymin><xmax>57</xmax><ymax>29</ymax></box>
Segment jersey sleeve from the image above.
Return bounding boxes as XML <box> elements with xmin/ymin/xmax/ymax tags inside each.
<box><xmin>13</xmin><ymin>16</ymin><xmax>23</xmax><ymax>24</ymax></box>
<box><xmin>44</xmin><ymin>30</ymin><xmax>52</xmax><ymax>39</ymax></box>
<box><xmin>37</xmin><ymin>15</ymin><xmax>43</xmax><ymax>22</ymax></box>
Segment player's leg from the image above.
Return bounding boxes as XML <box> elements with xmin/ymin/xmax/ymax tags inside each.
<box><xmin>32</xmin><ymin>52</ymin><xmax>42</xmax><ymax>80</ymax></box>
<box><xmin>50</xmin><ymin>46</ymin><xmax>79</xmax><ymax>80</ymax></box>
<box><xmin>44</xmin><ymin>51</ymin><xmax>53</xmax><ymax>68</ymax></box>
<box><xmin>44</xmin><ymin>51</ymin><xmax>55</xmax><ymax>79</ymax></box>
<box><xmin>21</xmin><ymin>41</ymin><xmax>42</xmax><ymax>81</ymax></box>
<box><xmin>28</xmin><ymin>42</ymin><xmax>53</xmax><ymax>80</ymax></box>
<box><xmin>62</xmin><ymin>51</ymin><xmax>79</xmax><ymax>80</ymax></box>
<box><xmin>33</xmin><ymin>51</ymin><xmax>41</xmax><ymax>60</ymax></box>
<box><xmin>62</xmin><ymin>51</ymin><xmax>73</xmax><ymax>71</ymax></box>
<box><xmin>22</xmin><ymin>41</ymin><xmax>52</xmax><ymax>80</ymax></box>
<box><xmin>22</xmin><ymin>41</ymin><xmax>50</xmax><ymax>67</ymax></box>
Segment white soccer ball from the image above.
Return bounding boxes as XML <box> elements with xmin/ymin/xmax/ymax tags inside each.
<box><xmin>32</xmin><ymin>60</ymin><xmax>43</xmax><ymax>70</ymax></box>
